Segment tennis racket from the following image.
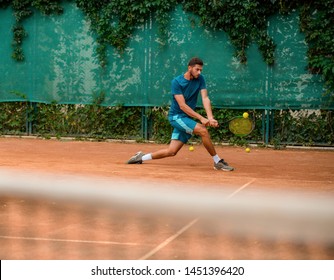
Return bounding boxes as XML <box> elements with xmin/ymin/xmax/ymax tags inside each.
<box><xmin>221</xmin><ymin>116</ymin><xmax>255</xmax><ymax>136</ymax></box>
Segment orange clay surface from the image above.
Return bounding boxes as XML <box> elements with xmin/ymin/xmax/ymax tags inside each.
<box><xmin>0</xmin><ymin>137</ymin><xmax>333</xmax><ymax>260</ymax></box>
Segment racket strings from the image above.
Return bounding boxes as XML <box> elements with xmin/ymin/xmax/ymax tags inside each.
<box><xmin>229</xmin><ymin>118</ymin><xmax>254</xmax><ymax>136</ymax></box>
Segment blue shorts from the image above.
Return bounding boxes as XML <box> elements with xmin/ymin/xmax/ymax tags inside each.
<box><xmin>168</xmin><ymin>115</ymin><xmax>197</xmax><ymax>144</ymax></box>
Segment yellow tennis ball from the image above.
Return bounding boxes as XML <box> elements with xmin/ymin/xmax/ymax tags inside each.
<box><xmin>243</xmin><ymin>112</ymin><xmax>249</xmax><ymax>118</ymax></box>
<box><xmin>245</xmin><ymin>147</ymin><xmax>251</xmax><ymax>153</ymax></box>
<box><xmin>189</xmin><ymin>146</ymin><xmax>194</xmax><ymax>151</ymax></box>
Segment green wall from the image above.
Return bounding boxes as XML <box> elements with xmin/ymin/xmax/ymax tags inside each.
<box><xmin>0</xmin><ymin>3</ymin><xmax>331</xmax><ymax>109</ymax></box>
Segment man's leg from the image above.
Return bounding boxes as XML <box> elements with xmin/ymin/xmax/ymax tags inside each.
<box><xmin>151</xmin><ymin>140</ymin><xmax>184</xmax><ymax>159</ymax></box>
<box><xmin>193</xmin><ymin>123</ymin><xmax>217</xmax><ymax>156</ymax></box>
<box><xmin>193</xmin><ymin>123</ymin><xmax>234</xmax><ymax>171</ymax></box>
<box><xmin>127</xmin><ymin>140</ymin><xmax>184</xmax><ymax>164</ymax></box>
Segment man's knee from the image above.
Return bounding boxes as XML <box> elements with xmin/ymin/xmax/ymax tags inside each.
<box><xmin>195</xmin><ymin>124</ymin><xmax>209</xmax><ymax>137</ymax></box>
<box><xmin>167</xmin><ymin>149</ymin><xmax>178</xmax><ymax>157</ymax></box>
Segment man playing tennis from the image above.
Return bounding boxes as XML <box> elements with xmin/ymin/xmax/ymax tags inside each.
<box><xmin>127</xmin><ymin>57</ymin><xmax>234</xmax><ymax>171</ymax></box>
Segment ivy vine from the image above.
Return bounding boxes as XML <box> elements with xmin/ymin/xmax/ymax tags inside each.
<box><xmin>0</xmin><ymin>0</ymin><xmax>63</xmax><ymax>60</ymax></box>
<box><xmin>75</xmin><ymin>0</ymin><xmax>178</xmax><ymax>67</ymax></box>
<box><xmin>0</xmin><ymin>0</ymin><xmax>333</xmax><ymax>98</ymax></box>
<box><xmin>298</xmin><ymin>0</ymin><xmax>334</xmax><ymax>99</ymax></box>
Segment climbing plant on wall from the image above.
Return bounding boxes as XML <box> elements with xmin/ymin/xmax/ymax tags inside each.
<box><xmin>0</xmin><ymin>0</ymin><xmax>333</xmax><ymax>97</ymax></box>
<box><xmin>0</xmin><ymin>0</ymin><xmax>64</xmax><ymax>61</ymax></box>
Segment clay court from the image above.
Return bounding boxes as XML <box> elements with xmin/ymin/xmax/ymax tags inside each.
<box><xmin>0</xmin><ymin>137</ymin><xmax>334</xmax><ymax>260</ymax></box>
<box><xmin>1</xmin><ymin>137</ymin><xmax>333</xmax><ymax>191</ymax></box>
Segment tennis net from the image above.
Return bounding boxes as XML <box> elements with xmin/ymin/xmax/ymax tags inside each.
<box><xmin>0</xmin><ymin>168</ymin><xmax>333</xmax><ymax>260</ymax></box>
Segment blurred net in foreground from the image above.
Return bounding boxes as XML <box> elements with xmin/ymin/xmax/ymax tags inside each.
<box><xmin>0</xmin><ymin>169</ymin><xmax>333</xmax><ymax>260</ymax></box>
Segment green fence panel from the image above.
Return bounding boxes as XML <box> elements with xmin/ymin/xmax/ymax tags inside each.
<box><xmin>148</xmin><ymin>7</ymin><xmax>268</xmax><ymax>108</ymax></box>
<box><xmin>0</xmin><ymin>3</ymin><xmax>332</xmax><ymax>109</ymax></box>
<box><xmin>269</xmin><ymin>12</ymin><xmax>328</xmax><ymax>109</ymax></box>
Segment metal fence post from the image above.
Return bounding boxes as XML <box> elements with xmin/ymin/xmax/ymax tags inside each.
<box><xmin>26</xmin><ymin>102</ymin><xmax>37</xmax><ymax>135</ymax></box>
<box><xmin>141</xmin><ymin>106</ymin><xmax>149</xmax><ymax>140</ymax></box>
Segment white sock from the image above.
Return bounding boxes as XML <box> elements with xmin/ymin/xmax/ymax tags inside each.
<box><xmin>142</xmin><ymin>153</ymin><xmax>152</xmax><ymax>161</ymax></box>
<box><xmin>212</xmin><ymin>154</ymin><xmax>221</xmax><ymax>164</ymax></box>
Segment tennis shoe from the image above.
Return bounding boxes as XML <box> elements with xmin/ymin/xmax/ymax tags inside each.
<box><xmin>214</xmin><ymin>159</ymin><xmax>234</xmax><ymax>171</ymax></box>
<box><xmin>127</xmin><ymin>151</ymin><xmax>145</xmax><ymax>164</ymax></box>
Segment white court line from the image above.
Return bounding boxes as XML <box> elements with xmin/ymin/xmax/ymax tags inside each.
<box><xmin>138</xmin><ymin>218</ymin><xmax>200</xmax><ymax>260</ymax></box>
<box><xmin>0</xmin><ymin>235</ymin><xmax>139</xmax><ymax>246</ymax></box>
<box><xmin>226</xmin><ymin>178</ymin><xmax>257</xmax><ymax>199</ymax></box>
<box><xmin>138</xmin><ymin>178</ymin><xmax>257</xmax><ymax>260</ymax></box>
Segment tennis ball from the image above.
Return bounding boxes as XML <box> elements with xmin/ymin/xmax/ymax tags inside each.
<box><xmin>245</xmin><ymin>147</ymin><xmax>251</xmax><ymax>153</ymax></box>
<box><xmin>189</xmin><ymin>146</ymin><xmax>194</xmax><ymax>151</ymax></box>
<box><xmin>243</xmin><ymin>112</ymin><xmax>249</xmax><ymax>118</ymax></box>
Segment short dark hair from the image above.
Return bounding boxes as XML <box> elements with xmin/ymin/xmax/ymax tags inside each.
<box><xmin>188</xmin><ymin>57</ymin><xmax>204</xmax><ymax>67</ymax></box>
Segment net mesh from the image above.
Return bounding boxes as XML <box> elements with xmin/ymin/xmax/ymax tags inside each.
<box><xmin>1</xmin><ymin>169</ymin><xmax>333</xmax><ymax>260</ymax></box>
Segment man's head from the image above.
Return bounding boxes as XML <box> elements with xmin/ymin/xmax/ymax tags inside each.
<box><xmin>187</xmin><ymin>57</ymin><xmax>203</xmax><ymax>79</ymax></box>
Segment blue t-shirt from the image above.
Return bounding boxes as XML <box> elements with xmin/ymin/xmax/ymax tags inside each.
<box><xmin>168</xmin><ymin>74</ymin><xmax>206</xmax><ymax>118</ymax></box>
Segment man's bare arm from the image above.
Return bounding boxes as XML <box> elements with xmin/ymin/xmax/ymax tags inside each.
<box><xmin>201</xmin><ymin>89</ymin><xmax>218</xmax><ymax>127</ymax></box>
<box><xmin>174</xmin><ymin>94</ymin><xmax>209</xmax><ymax>126</ymax></box>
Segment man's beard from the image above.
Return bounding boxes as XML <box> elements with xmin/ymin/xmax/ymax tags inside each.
<box><xmin>190</xmin><ymin>71</ymin><xmax>198</xmax><ymax>79</ymax></box>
